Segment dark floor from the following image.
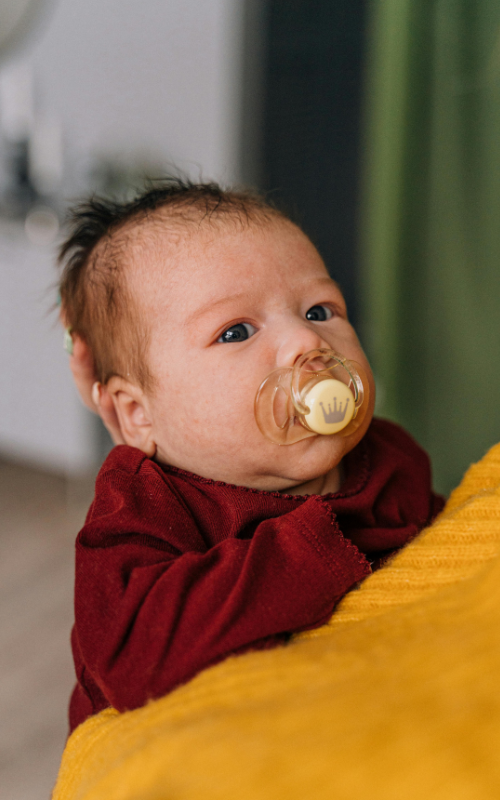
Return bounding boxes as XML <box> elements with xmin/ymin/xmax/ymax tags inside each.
<box><xmin>0</xmin><ymin>458</ymin><xmax>94</xmax><ymax>800</ymax></box>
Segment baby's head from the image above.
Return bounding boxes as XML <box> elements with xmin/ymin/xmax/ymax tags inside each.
<box><xmin>59</xmin><ymin>180</ymin><xmax>375</xmax><ymax>493</ymax></box>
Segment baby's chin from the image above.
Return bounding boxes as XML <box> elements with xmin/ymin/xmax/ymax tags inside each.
<box><xmin>246</xmin><ymin>432</ymin><xmax>356</xmax><ymax>493</ymax></box>
<box><xmin>155</xmin><ymin>415</ymin><xmax>371</xmax><ymax>493</ymax></box>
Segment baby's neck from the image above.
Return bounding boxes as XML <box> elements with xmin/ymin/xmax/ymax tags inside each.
<box><xmin>283</xmin><ymin>463</ymin><xmax>343</xmax><ymax>497</ymax></box>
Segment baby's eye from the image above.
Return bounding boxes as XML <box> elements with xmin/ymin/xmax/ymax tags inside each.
<box><xmin>305</xmin><ymin>304</ymin><xmax>333</xmax><ymax>322</ymax></box>
<box><xmin>217</xmin><ymin>322</ymin><xmax>257</xmax><ymax>343</ymax></box>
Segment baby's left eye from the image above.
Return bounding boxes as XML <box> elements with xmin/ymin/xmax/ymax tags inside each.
<box><xmin>217</xmin><ymin>322</ymin><xmax>257</xmax><ymax>343</ymax></box>
<box><xmin>305</xmin><ymin>305</ymin><xmax>333</xmax><ymax>322</ymax></box>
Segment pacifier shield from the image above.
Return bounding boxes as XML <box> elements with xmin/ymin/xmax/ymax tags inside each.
<box><xmin>302</xmin><ymin>379</ymin><xmax>355</xmax><ymax>435</ymax></box>
<box><xmin>255</xmin><ymin>348</ymin><xmax>368</xmax><ymax>446</ymax></box>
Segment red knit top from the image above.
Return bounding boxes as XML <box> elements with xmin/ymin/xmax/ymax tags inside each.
<box><xmin>69</xmin><ymin>418</ymin><xmax>444</xmax><ymax>732</ymax></box>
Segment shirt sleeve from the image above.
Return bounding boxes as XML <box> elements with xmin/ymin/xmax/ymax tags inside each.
<box><xmin>73</xmin><ymin>464</ymin><xmax>370</xmax><ymax>715</ymax></box>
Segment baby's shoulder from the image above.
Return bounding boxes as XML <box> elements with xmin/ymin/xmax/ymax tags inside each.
<box><xmin>363</xmin><ymin>417</ymin><xmax>433</xmax><ymax>486</ymax></box>
<box><xmin>89</xmin><ymin>445</ymin><xmax>193</xmax><ymax>523</ymax></box>
<box><xmin>81</xmin><ymin>446</ymin><xmax>204</xmax><ymax>551</ymax></box>
<box><xmin>98</xmin><ymin>444</ymin><xmax>184</xmax><ymax>489</ymax></box>
<box><xmin>367</xmin><ymin>417</ymin><xmax>427</xmax><ymax>455</ymax></box>
<box><xmin>99</xmin><ymin>444</ymin><xmax>154</xmax><ymax>477</ymax></box>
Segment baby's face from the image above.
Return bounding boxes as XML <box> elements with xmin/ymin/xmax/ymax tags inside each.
<box><xmin>126</xmin><ymin>217</ymin><xmax>375</xmax><ymax>491</ymax></box>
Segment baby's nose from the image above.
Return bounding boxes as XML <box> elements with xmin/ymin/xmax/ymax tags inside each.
<box><xmin>275</xmin><ymin>324</ymin><xmax>332</xmax><ymax>369</ymax></box>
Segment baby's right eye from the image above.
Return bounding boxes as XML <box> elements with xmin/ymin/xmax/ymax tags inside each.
<box><xmin>217</xmin><ymin>323</ymin><xmax>257</xmax><ymax>343</ymax></box>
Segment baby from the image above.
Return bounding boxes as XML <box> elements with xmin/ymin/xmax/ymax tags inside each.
<box><xmin>59</xmin><ymin>180</ymin><xmax>444</xmax><ymax>732</ymax></box>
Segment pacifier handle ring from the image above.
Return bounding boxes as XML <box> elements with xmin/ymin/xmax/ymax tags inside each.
<box><xmin>254</xmin><ymin>366</ymin><xmax>317</xmax><ymax>445</ymax></box>
<box><xmin>272</xmin><ymin>383</ymin><xmax>291</xmax><ymax>431</ymax></box>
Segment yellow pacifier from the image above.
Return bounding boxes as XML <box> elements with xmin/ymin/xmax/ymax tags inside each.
<box><xmin>255</xmin><ymin>349</ymin><xmax>369</xmax><ymax>445</ymax></box>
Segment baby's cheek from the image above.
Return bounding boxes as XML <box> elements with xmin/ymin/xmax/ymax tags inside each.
<box><xmin>156</xmin><ymin>365</ymin><xmax>258</xmax><ymax>451</ymax></box>
<box><xmin>199</xmin><ymin>394</ymin><xmax>258</xmax><ymax>455</ymax></box>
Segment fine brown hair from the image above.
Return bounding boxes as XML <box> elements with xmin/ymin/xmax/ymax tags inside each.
<box><xmin>58</xmin><ymin>179</ymin><xmax>283</xmax><ymax>392</ymax></box>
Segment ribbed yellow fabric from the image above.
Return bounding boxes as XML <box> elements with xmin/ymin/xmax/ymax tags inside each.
<box><xmin>52</xmin><ymin>443</ymin><xmax>500</xmax><ymax>800</ymax></box>
<box><xmin>301</xmin><ymin>441</ymin><xmax>500</xmax><ymax>632</ymax></box>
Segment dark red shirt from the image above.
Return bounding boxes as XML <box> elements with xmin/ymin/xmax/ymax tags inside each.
<box><xmin>69</xmin><ymin>418</ymin><xmax>444</xmax><ymax>732</ymax></box>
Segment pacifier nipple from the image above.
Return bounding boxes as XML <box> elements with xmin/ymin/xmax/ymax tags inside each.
<box><xmin>255</xmin><ymin>349</ymin><xmax>369</xmax><ymax>446</ymax></box>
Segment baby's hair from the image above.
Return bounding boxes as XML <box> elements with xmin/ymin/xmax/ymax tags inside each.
<box><xmin>58</xmin><ymin>178</ymin><xmax>285</xmax><ymax>392</ymax></box>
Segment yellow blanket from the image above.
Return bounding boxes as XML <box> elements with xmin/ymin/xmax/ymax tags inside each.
<box><xmin>53</xmin><ymin>443</ymin><xmax>500</xmax><ymax>800</ymax></box>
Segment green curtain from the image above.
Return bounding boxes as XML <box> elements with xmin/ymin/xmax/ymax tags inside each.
<box><xmin>361</xmin><ymin>0</ymin><xmax>500</xmax><ymax>494</ymax></box>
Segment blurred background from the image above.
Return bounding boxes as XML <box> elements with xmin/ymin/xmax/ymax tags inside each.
<box><xmin>1</xmin><ymin>1</ymin><xmax>499</xmax><ymax>797</ymax></box>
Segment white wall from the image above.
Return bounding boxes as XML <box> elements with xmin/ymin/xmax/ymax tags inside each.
<box><xmin>31</xmin><ymin>0</ymin><xmax>244</xmax><ymax>183</ymax></box>
<box><xmin>0</xmin><ymin>0</ymin><xmax>244</xmax><ymax>475</ymax></box>
<box><xmin>0</xmin><ymin>222</ymin><xmax>96</xmax><ymax>474</ymax></box>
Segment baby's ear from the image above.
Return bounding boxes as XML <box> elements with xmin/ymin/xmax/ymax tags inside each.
<box><xmin>106</xmin><ymin>377</ymin><xmax>156</xmax><ymax>457</ymax></box>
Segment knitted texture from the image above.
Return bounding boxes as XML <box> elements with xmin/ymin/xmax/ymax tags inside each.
<box><xmin>52</xmin><ymin>442</ymin><xmax>500</xmax><ymax>800</ymax></box>
<box><xmin>301</xmin><ymin>440</ymin><xmax>500</xmax><ymax>632</ymax></box>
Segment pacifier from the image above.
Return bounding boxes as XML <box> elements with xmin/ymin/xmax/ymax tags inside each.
<box><xmin>255</xmin><ymin>349</ymin><xmax>369</xmax><ymax>446</ymax></box>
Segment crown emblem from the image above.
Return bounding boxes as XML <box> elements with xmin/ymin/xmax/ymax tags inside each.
<box><xmin>319</xmin><ymin>396</ymin><xmax>350</xmax><ymax>424</ymax></box>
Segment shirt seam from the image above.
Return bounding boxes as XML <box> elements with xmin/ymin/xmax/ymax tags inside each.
<box><xmin>296</xmin><ymin>498</ymin><xmax>371</xmax><ymax>580</ymax></box>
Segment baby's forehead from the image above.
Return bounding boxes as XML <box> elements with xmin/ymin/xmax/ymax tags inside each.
<box><xmin>115</xmin><ymin>211</ymin><xmax>298</xmax><ymax>293</ymax></box>
<box><xmin>105</xmin><ymin>211</ymin><xmax>335</xmax><ymax>331</ymax></box>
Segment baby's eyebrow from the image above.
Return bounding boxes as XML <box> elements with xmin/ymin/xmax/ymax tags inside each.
<box><xmin>186</xmin><ymin>292</ymin><xmax>249</xmax><ymax>325</ymax></box>
<box><xmin>185</xmin><ymin>277</ymin><xmax>342</xmax><ymax>327</ymax></box>
<box><xmin>307</xmin><ymin>276</ymin><xmax>341</xmax><ymax>291</ymax></box>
